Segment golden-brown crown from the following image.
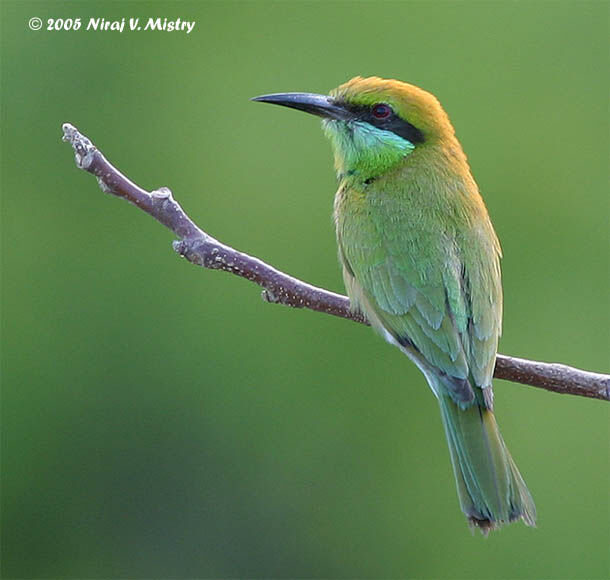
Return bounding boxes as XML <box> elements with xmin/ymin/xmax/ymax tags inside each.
<box><xmin>330</xmin><ymin>76</ymin><xmax>456</xmax><ymax>142</ymax></box>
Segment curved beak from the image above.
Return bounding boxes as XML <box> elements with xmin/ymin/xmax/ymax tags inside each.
<box><xmin>251</xmin><ymin>92</ymin><xmax>350</xmax><ymax>121</ymax></box>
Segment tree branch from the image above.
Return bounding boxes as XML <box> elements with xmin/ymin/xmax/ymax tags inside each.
<box><xmin>61</xmin><ymin>123</ymin><xmax>610</xmax><ymax>402</ymax></box>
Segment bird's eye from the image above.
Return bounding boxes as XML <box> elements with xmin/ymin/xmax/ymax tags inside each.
<box><xmin>372</xmin><ymin>104</ymin><xmax>392</xmax><ymax>119</ymax></box>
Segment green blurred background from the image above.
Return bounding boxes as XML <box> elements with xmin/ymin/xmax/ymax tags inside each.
<box><xmin>2</xmin><ymin>1</ymin><xmax>608</xmax><ymax>578</ymax></box>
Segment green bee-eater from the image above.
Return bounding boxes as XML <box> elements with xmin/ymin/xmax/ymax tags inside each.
<box><xmin>253</xmin><ymin>76</ymin><xmax>535</xmax><ymax>533</ymax></box>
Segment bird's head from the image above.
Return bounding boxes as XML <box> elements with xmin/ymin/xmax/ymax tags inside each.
<box><xmin>253</xmin><ymin>76</ymin><xmax>457</xmax><ymax>181</ymax></box>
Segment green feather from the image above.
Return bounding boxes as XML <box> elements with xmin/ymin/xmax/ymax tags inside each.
<box><xmin>330</xmin><ymin>120</ymin><xmax>534</xmax><ymax>529</ymax></box>
<box><xmin>253</xmin><ymin>77</ymin><xmax>535</xmax><ymax>530</ymax></box>
<box><xmin>438</xmin><ymin>390</ymin><xmax>536</xmax><ymax>532</ymax></box>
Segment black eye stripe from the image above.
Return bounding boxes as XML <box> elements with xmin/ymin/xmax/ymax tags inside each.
<box><xmin>334</xmin><ymin>100</ymin><xmax>425</xmax><ymax>145</ymax></box>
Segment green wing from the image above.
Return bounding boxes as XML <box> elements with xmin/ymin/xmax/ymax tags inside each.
<box><xmin>335</xmin><ymin>184</ymin><xmax>502</xmax><ymax>404</ymax></box>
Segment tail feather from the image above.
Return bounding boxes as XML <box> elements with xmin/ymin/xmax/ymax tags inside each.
<box><xmin>438</xmin><ymin>393</ymin><xmax>536</xmax><ymax>534</ymax></box>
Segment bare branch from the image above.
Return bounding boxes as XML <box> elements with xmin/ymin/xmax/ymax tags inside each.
<box><xmin>61</xmin><ymin>123</ymin><xmax>610</xmax><ymax>402</ymax></box>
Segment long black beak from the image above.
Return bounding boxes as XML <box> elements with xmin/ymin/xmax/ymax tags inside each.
<box><xmin>251</xmin><ymin>92</ymin><xmax>350</xmax><ymax>121</ymax></box>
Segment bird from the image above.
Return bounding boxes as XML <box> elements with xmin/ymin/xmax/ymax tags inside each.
<box><xmin>252</xmin><ymin>76</ymin><xmax>536</xmax><ymax>533</ymax></box>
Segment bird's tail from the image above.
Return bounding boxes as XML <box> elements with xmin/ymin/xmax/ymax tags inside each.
<box><xmin>437</xmin><ymin>393</ymin><xmax>536</xmax><ymax>534</ymax></box>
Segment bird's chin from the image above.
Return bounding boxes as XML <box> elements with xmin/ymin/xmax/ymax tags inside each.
<box><xmin>322</xmin><ymin>118</ymin><xmax>353</xmax><ymax>140</ymax></box>
<box><xmin>322</xmin><ymin>117</ymin><xmax>347</xmax><ymax>128</ymax></box>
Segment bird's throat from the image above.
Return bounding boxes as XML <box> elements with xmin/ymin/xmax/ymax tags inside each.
<box><xmin>323</xmin><ymin>119</ymin><xmax>415</xmax><ymax>182</ymax></box>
